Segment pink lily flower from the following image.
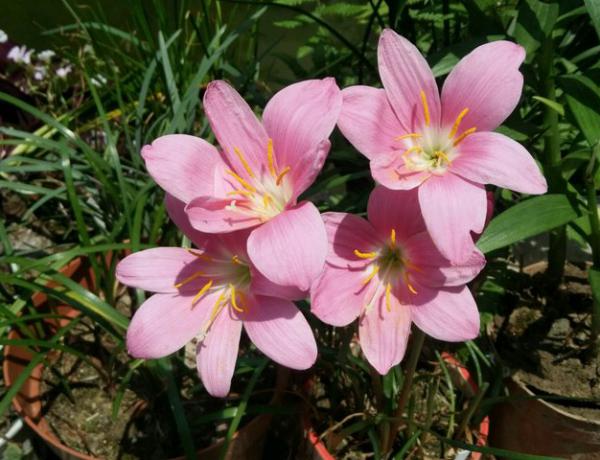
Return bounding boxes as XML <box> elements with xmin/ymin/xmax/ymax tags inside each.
<box><xmin>337</xmin><ymin>29</ymin><xmax>547</xmax><ymax>262</ymax></box>
<box><xmin>141</xmin><ymin>79</ymin><xmax>342</xmax><ymax>291</ymax></box>
<box><xmin>116</xmin><ymin>195</ymin><xmax>317</xmax><ymax>397</ymax></box>
<box><xmin>310</xmin><ymin>186</ymin><xmax>485</xmax><ymax>375</ymax></box>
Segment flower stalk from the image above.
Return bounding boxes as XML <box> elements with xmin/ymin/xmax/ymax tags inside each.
<box><xmin>586</xmin><ymin>148</ymin><xmax>600</xmax><ymax>351</ymax></box>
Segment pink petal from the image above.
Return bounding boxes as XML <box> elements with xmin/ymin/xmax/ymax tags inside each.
<box><xmin>197</xmin><ymin>307</ymin><xmax>243</xmax><ymax>397</ymax></box>
<box><xmin>418</xmin><ymin>174</ymin><xmax>486</xmax><ymax>262</ymax></box>
<box><xmin>141</xmin><ymin>134</ymin><xmax>223</xmax><ymax>203</ymax></box>
<box><xmin>322</xmin><ymin>212</ymin><xmax>381</xmax><ymax>269</ymax></box>
<box><xmin>452</xmin><ymin>132</ymin><xmax>547</xmax><ymax>194</ymax></box>
<box><xmin>310</xmin><ymin>265</ymin><xmax>366</xmax><ymax>327</ymax></box>
<box><xmin>404</xmin><ymin>231</ymin><xmax>486</xmax><ymax>288</ymax></box>
<box><xmin>165</xmin><ymin>194</ymin><xmax>213</xmax><ymax>249</ymax></box>
<box><xmin>203</xmin><ymin>81</ymin><xmax>269</xmax><ymax>179</ymax></box>
<box><xmin>378</xmin><ymin>29</ymin><xmax>441</xmax><ymax>131</ymax></box>
<box><xmin>358</xmin><ymin>292</ymin><xmax>412</xmax><ymax>375</ymax></box>
<box><xmin>410</xmin><ymin>285</ymin><xmax>480</xmax><ymax>341</ymax></box>
<box><xmin>337</xmin><ymin>86</ymin><xmax>403</xmax><ymax>160</ymax></box>
<box><xmin>370</xmin><ymin>151</ymin><xmax>430</xmax><ymax>191</ymax></box>
<box><xmin>263</xmin><ymin>78</ymin><xmax>341</xmax><ymax>196</ymax></box>
<box><xmin>367</xmin><ymin>186</ymin><xmax>426</xmax><ymax>241</ymax></box>
<box><xmin>247</xmin><ymin>202</ymin><xmax>327</xmax><ymax>292</ymax></box>
<box><xmin>441</xmin><ymin>41</ymin><xmax>525</xmax><ymax>132</ymax></box>
<box><xmin>117</xmin><ymin>247</ymin><xmax>210</xmax><ymax>293</ymax></box>
<box><xmin>185</xmin><ymin>196</ymin><xmax>262</xmax><ymax>233</ymax></box>
<box><xmin>242</xmin><ymin>295</ymin><xmax>317</xmax><ymax>370</ymax></box>
<box><xmin>250</xmin><ymin>268</ymin><xmax>305</xmax><ymax>301</ymax></box>
<box><xmin>126</xmin><ymin>291</ymin><xmax>217</xmax><ymax>359</ymax></box>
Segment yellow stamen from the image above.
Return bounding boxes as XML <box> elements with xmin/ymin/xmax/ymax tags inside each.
<box><xmin>231</xmin><ymin>255</ymin><xmax>242</xmax><ymax>265</ymax></box>
<box><xmin>403</xmin><ymin>145</ymin><xmax>423</xmax><ymax>158</ymax></box>
<box><xmin>395</xmin><ymin>133</ymin><xmax>422</xmax><ymax>141</ymax></box>
<box><xmin>390</xmin><ymin>228</ymin><xmax>396</xmax><ymax>246</ymax></box>
<box><xmin>363</xmin><ymin>265</ymin><xmax>380</xmax><ymax>285</ymax></box>
<box><xmin>208</xmin><ymin>292</ymin><xmax>226</xmax><ymax>321</ymax></box>
<box><xmin>435</xmin><ymin>150</ymin><xmax>451</xmax><ymax>163</ymax></box>
<box><xmin>187</xmin><ymin>249</ymin><xmax>213</xmax><ymax>262</ymax></box>
<box><xmin>229</xmin><ymin>284</ymin><xmax>244</xmax><ymax>312</ymax></box>
<box><xmin>226</xmin><ymin>170</ymin><xmax>256</xmax><ymax>192</ymax></box>
<box><xmin>192</xmin><ymin>279</ymin><xmax>213</xmax><ymax>305</ymax></box>
<box><xmin>233</xmin><ymin>147</ymin><xmax>255</xmax><ymax>178</ymax></box>
<box><xmin>453</xmin><ymin>127</ymin><xmax>477</xmax><ymax>146</ymax></box>
<box><xmin>354</xmin><ymin>249</ymin><xmax>378</xmax><ymax>259</ymax></box>
<box><xmin>449</xmin><ymin>108</ymin><xmax>469</xmax><ymax>139</ymax></box>
<box><xmin>420</xmin><ymin>90</ymin><xmax>431</xmax><ymax>126</ymax></box>
<box><xmin>227</xmin><ymin>189</ymin><xmax>254</xmax><ymax>197</ymax></box>
<box><xmin>403</xmin><ymin>272</ymin><xmax>418</xmax><ymax>295</ymax></box>
<box><xmin>385</xmin><ymin>282</ymin><xmax>392</xmax><ymax>312</ymax></box>
<box><xmin>267</xmin><ymin>138</ymin><xmax>276</xmax><ymax>178</ymax></box>
<box><xmin>174</xmin><ymin>270</ymin><xmax>205</xmax><ymax>288</ymax></box>
<box><xmin>238</xmin><ymin>291</ymin><xmax>249</xmax><ymax>312</ymax></box>
<box><xmin>263</xmin><ymin>193</ymin><xmax>272</xmax><ymax>208</ymax></box>
<box><xmin>276</xmin><ymin>166</ymin><xmax>291</xmax><ymax>186</ymax></box>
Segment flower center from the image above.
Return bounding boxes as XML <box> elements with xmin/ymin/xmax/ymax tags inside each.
<box><xmin>353</xmin><ymin>229</ymin><xmax>420</xmax><ymax>314</ymax></box>
<box><xmin>395</xmin><ymin>91</ymin><xmax>476</xmax><ymax>175</ymax></box>
<box><xmin>225</xmin><ymin>139</ymin><xmax>293</xmax><ymax>221</ymax></box>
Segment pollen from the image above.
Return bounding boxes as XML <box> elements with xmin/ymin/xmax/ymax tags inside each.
<box><xmin>267</xmin><ymin>138</ymin><xmax>277</xmax><ymax>178</ymax></box>
<box><xmin>420</xmin><ymin>90</ymin><xmax>431</xmax><ymax>127</ymax></box>
<box><xmin>233</xmin><ymin>146</ymin><xmax>255</xmax><ymax>178</ymax></box>
<box><xmin>449</xmin><ymin>108</ymin><xmax>469</xmax><ymax>139</ymax></box>
<box><xmin>453</xmin><ymin>127</ymin><xmax>477</xmax><ymax>146</ymax></box>
<box><xmin>276</xmin><ymin>166</ymin><xmax>291</xmax><ymax>186</ymax></box>
<box><xmin>192</xmin><ymin>279</ymin><xmax>213</xmax><ymax>306</ymax></box>
<box><xmin>385</xmin><ymin>282</ymin><xmax>392</xmax><ymax>312</ymax></box>
<box><xmin>354</xmin><ymin>249</ymin><xmax>378</xmax><ymax>259</ymax></box>
<box><xmin>229</xmin><ymin>284</ymin><xmax>245</xmax><ymax>313</ymax></box>
<box><xmin>226</xmin><ymin>169</ymin><xmax>256</xmax><ymax>192</ymax></box>
<box><xmin>390</xmin><ymin>228</ymin><xmax>396</xmax><ymax>246</ymax></box>
<box><xmin>403</xmin><ymin>271</ymin><xmax>418</xmax><ymax>295</ymax></box>
<box><xmin>363</xmin><ymin>265</ymin><xmax>380</xmax><ymax>285</ymax></box>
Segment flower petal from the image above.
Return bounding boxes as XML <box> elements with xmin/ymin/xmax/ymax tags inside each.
<box><xmin>404</xmin><ymin>231</ymin><xmax>486</xmax><ymax>288</ymax></box>
<box><xmin>418</xmin><ymin>174</ymin><xmax>486</xmax><ymax>263</ymax></box>
<box><xmin>247</xmin><ymin>202</ymin><xmax>327</xmax><ymax>292</ymax></box>
<box><xmin>367</xmin><ymin>185</ymin><xmax>426</xmax><ymax>241</ymax></box>
<box><xmin>250</xmin><ymin>268</ymin><xmax>305</xmax><ymax>301</ymax></box>
<box><xmin>141</xmin><ymin>134</ymin><xmax>223</xmax><ymax>203</ymax></box>
<box><xmin>263</xmin><ymin>78</ymin><xmax>341</xmax><ymax>195</ymax></box>
<box><xmin>243</xmin><ymin>295</ymin><xmax>317</xmax><ymax>370</ymax></box>
<box><xmin>410</xmin><ymin>285</ymin><xmax>480</xmax><ymax>342</ymax></box>
<box><xmin>337</xmin><ymin>86</ymin><xmax>403</xmax><ymax>160</ymax></box>
<box><xmin>311</xmin><ymin>265</ymin><xmax>366</xmax><ymax>327</ymax></box>
<box><xmin>196</xmin><ymin>307</ymin><xmax>243</xmax><ymax>397</ymax></box>
<box><xmin>452</xmin><ymin>132</ymin><xmax>547</xmax><ymax>194</ymax></box>
<box><xmin>126</xmin><ymin>291</ymin><xmax>218</xmax><ymax>359</ymax></box>
<box><xmin>370</xmin><ymin>152</ymin><xmax>430</xmax><ymax>191</ymax></box>
<box><xmin>165</xmin><ymin>194</ymin><xmax>213</xmax><ymax>249</ymax></box>
<box><xmin>441</xmin><ymin>41</ymin><xmax>525</xmax><ymax>132</ymax></box>
<box><xmin>185</xmin><ymin>196</ymin><xmax>262</xmax><ymax>233</ymax></box>
<box><xmin>203</xmin><ymin>80</ymin><xmax>269</xmax><ymax>179</ymax></box>
<box><xmin>359</xmin><ymin>293</ymin><xmax>412</xmax><ymax>375</ymax></box>
<box><xmin>378</xmin><ymin>29</ymin><xmax>441</xmax><ymax>131</ymax></box>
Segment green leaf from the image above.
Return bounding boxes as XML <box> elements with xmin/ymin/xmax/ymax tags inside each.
<box><xmin>512</xmin><ymin>0</ymin><xmax>559</xmax><ymax>55</ymax></box>
<box><xmin>585</xmin><ymin>0</ymin><xmax>600</xmax><ymax>41</ymax></box>
<box><xmin>477</xmin><ymin>194</ymin><xmax>580</xmax><ymax>254</ymax></box>
<box><xmin>532</xmin><ymin>96</ymin><xmax>564</xmax><ymax>116</ymax></box>
<box><xmin>560</xmin><ymin>74</ymin><xmax>600</xmax><ymax>147</ymax></box>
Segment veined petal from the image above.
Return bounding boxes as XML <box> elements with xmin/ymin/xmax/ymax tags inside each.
<box><xmin>126</xmin><ymin>291</ymin><xmax>218</xmax><ymax>359</ymax></box>
<box><xmin>441</xmin><ymin>41</ymin><xmax>525</xmax><ymax>132</ymax></box>
<box><xmin>378</xmin><ymin>29</ymin><xmax>441</xmax><ymax>131</ymax></box>
<box><xmin>185</xmin><ymin>196</ymin><xmax>262</xmax><ymax>233</ymax></box>
<box><xmin>367</xmin><ymin>186</ymin><xmax>426</xmax><ymax>240</ymax></box>
<box><xmin>243</xmin><ymin>295</ymin><xmax>317</xmax><ymax>370</ymax></box>
<box><xmin>452</xmin><ymin>132</ymin><xmax>547</xmax><ymax>194</ymax></box>
<box><xmin>370</xmin><ymin>152</ymin><xmax>430</xmax><ymax>191</ymax></box>
<box><xmin>418</xmin><ymin>174</ymin><xmax>486</xmax><ymax>263</ymax></box>
<box><xmin>141</xmin><ymin>134</ymin><xmax>223</xmax><ymax>203</ymax></box>
<box><xmin>203</xmin><ymin>80</ymin><xmax>269</xmax><ymax>179</ymax></box>
<box><xmin>410</xmin><ymin>284</ymin><xmax>480</xmax><ymax>342</ymax></box>
<box><xmin>197</xmin><ymin>307</ymin><xmax>243</xmax><ymax>397</ymax></box>
<box><xmin>337</xmin><ymin>86</ymin><xmax>403</xmax><ymax>160</ymax></box>
<box><xmin>165</xmin><ymin>194</ymin><xmax>213</xmax><ymax>249</ymax></box>
<box><xmin>250</xmin><ymin>268</ymin><xmax>305</xmax><ymax>301</ymax></box>
<box><xmin>247</xmin><ymin>202</ymin><xmax>327</xmax><ymax>292</ymax></box>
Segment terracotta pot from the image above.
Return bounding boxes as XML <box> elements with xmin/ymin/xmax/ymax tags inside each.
<box><xmin>3</xmin><ymin>256</ymin><xmax>284</xmax><ymax>460</ymax></box>
<box><xmin>302</xmin><ymin>352</ymin><xmax>489</xmax><ymax>460</ymax></box>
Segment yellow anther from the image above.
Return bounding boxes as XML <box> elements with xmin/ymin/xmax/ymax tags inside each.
<box><xmin>227</xmin><ymin>189</ymin><xmax>254</xmax><ymax>197</ymax></box>
<box><xmin>229</xmin><ymin>284</ymin><xmax>245</xmax><ymax>313</ymax></box>
<box><xmin>267</xmin><ymin>138</ymin><xmax>277</xmax><ymax>178</ymax></box>
<box><xmin>453</xmin><ymin>127</ymin><xmax>477</xmax><ymax>146</ymax></box>
<box><xmin>233</xmin><ymin>147</ymin><xmax>255</xmax><ymax>178</ymax></box>
<box><xmin>403</xmin><ymin>272</ymin><xmax>418</xmax><ymax>295</ymax></box>
<box><xmin>231</xmin><ymin>255</ymin><xmax>242</xmax><ymax>265</ymax></box>
<box><xmin>403</xmin><ymin>145</ymin><xmax>423</xmax><ymax>158</ymax></box>
<box><xmin>263</xmin><ymin>193</ymin><xmax>272</xmax><ymax>208</ymax></box>
<box><xmin>354</xmin><ymin>249</ymin><xmax>378</xmax><ymax>259</ymax></box>
<box><xmin>390</xmin><ymin>228</ymin><xmax>396</xmax><ymax>246</ymax></box>
<box><xmin>276</xmin><ymin>166</ymin><xmax>291</xmax><ymax>186</ymax></box>
<box><xmin>192</xmin><ymin>279</ymin><xmax>213</xmax><ymax>306</ymax></box>
<box><xmin>420</xmin><ymin>90</ymin><xmax>431</xmax><ymax>126</ymax></box>
<box><xmin>362</xmin><ymin>265</ymin><xmax>380</xmax><ymax>285</ymax></box>
<box><xmin>385</xmin><ymin>282</ymin><xmax>392</xmax><ymax>312</ymax></box>
<box><xmin>208</xmin><ymin>292</ymin><xmax>226</xmax><ymax>321</ymax></box>
<box><xmin>226</xmin><ymin>170</ymin><xmax>256</xmax><ymax>192</ymax></box>
<box><xmin>395</xmin><ymin>133</ymin><xmax>422</xmax><ymax>141</ymax></box>
<box><xmin>187</xmin><ymin>249</ymin><xmax>213</xmax><ymax>262</ymax></box>
<box><xmin>449</xmin><ymin>108</ymin><xmax>469</xmax><ymax>139</ymax></box>
<box><xmin>174</xmin><ymin>270</ymin><xmax>205</xmax><ymax>288</ymax></box>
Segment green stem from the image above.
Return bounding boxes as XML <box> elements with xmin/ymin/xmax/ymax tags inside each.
<box><xmin>586</xmin><ymin>163</ymin><xmax>600</xmax><ymax>346</ymax></box>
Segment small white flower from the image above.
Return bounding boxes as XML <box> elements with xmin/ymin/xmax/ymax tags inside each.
<box><xmin>38</xmin><ymin>50</ymin><xmax>55</xmax><ymax>62</ymax></box>
<box><xmin>56</xmin><ymin>65</ymin><xmax>72</xmax><ymax>78</ymax></box>
<box><xmin>0</xmin><ymin>30</ymin><xmax>7</xmax><ymax>43</ymax></box>
<box><xmin>33</xmin><ymin>66</ymin><xmax>46</xmax><ymax>81</ymax></box>
<box><xmin>90</xmin><ymin>74</ymin><xmax>107</xmax><ymax>87</ymax></box>
<box><xmin>7</xmin><ymin>46</ymin><xmax>33</xmax><ymax>65</ymax></box>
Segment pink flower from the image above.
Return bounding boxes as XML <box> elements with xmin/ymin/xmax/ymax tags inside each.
<box><xmin>142</xmin><ymin>79</ymin><xmax>342</xmax><ymax>292</ymax></box>
<box><xmin>337</xmin><ymin>29</ymin><xmax>547</xmax><ymax>262</ymax></box>
<box><xmin>310</xmin><ymin>186</ymin><xmax>485</xmax><ymax>375</ymax></box>
<box><xmin>116</xmin><ymin>195</ymin><xmax>317</xmax><ymax>397</ymax></box>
